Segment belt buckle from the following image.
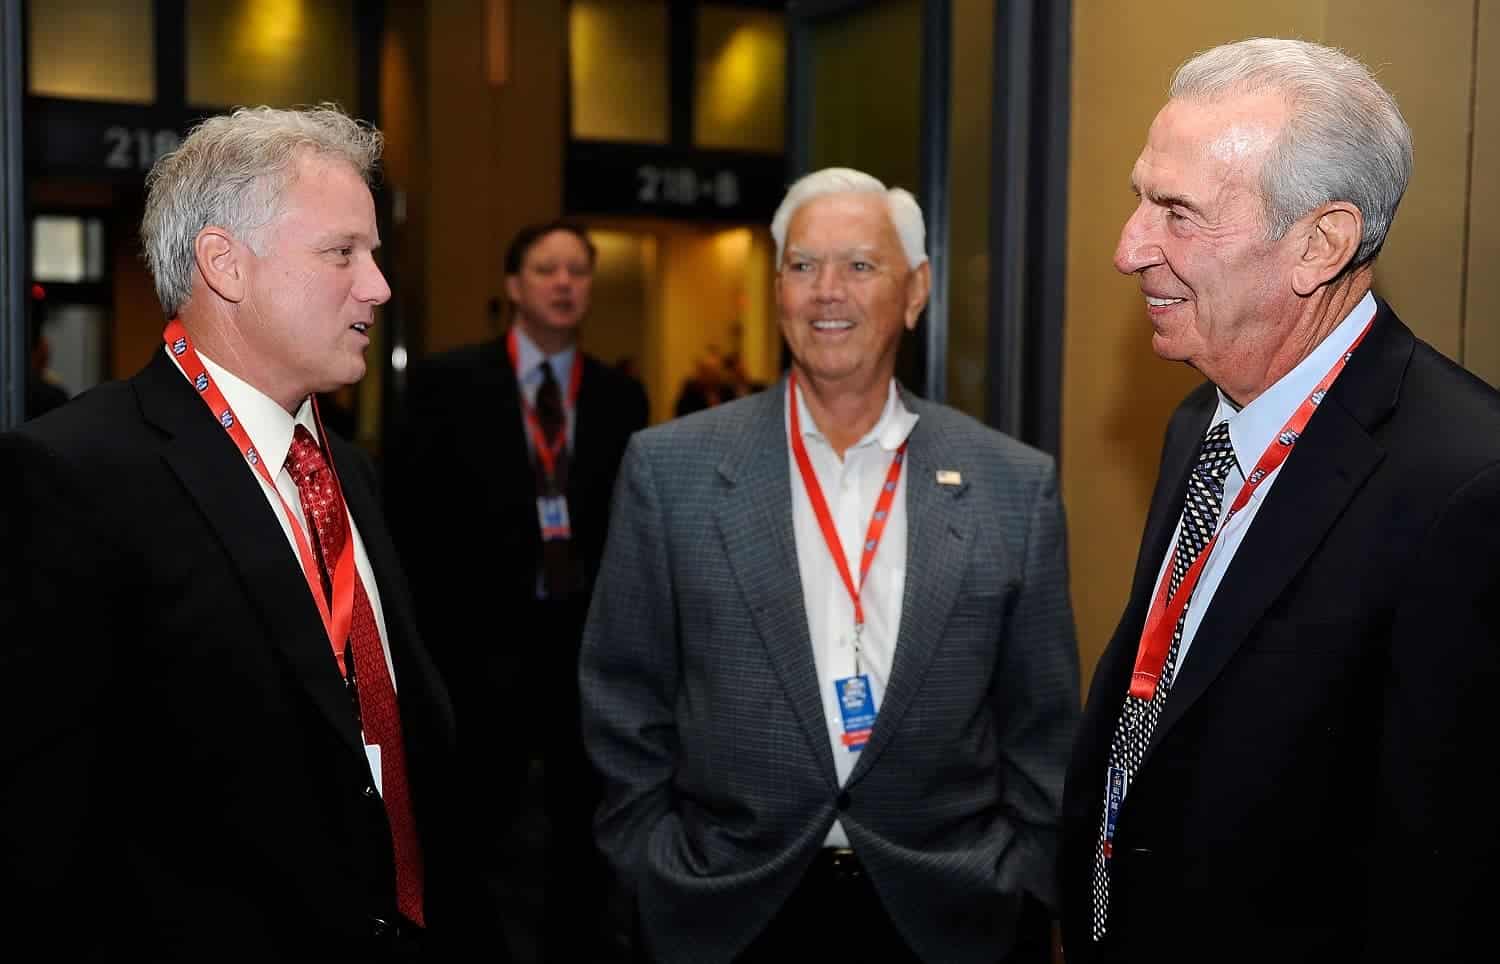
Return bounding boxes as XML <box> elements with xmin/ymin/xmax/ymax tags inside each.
<box><xmin>826</xmin><ymin>847</ymin><xmax>861</xmax><ymax>879</ymax></box>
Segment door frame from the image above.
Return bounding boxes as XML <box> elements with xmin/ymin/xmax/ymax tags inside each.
<box><xmin>786</xmin><ymin>0</ymin><xmax>950</xmax><ymax>402</ymax></box>
<box><xmin>787</xmin><ymin>0</ymin><xmax>1071</xmax><ymax>459</ymax></box>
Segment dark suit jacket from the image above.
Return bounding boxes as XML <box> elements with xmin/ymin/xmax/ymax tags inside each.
<box><xmin>385</xmin><ymin>338</ymin><xmax>647</xmax><ymax>769</ymax></box>
<box><xmin>581</xmin><ymin>382</ymin><xmax>1080</xmax><ymax>964</ymax></box>
<box><xmin>0</xmin><ymin>350</ymin><xmax>495</xmax><ymax>961</ymax></box>
<box><xmin>1061</xmin><ymin>299</ymin><xmax>1500</xmax><ymax>964</ymax></box>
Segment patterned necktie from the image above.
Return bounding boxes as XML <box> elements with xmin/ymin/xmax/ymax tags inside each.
<box><xmin>533</xmin><ymin>361</ymin><xmax>576</xmax><ymax>598</ymax></box>
<box><xmin>285</xmin><ymin>425</ymin><xmax>426</xmax><ymax>926</ymax></box>
<box><xmin>1091</xmin><ymin>420</ymin><xmax>1235</xmax><ymax>941</ymax></box>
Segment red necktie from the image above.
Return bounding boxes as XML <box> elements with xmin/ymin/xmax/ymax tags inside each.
<box><xmin>533</xmin><ymin>361</ymin><xmax>576</xmax><ymax>598</ymax></box>
<box><xmin>285</xmin><ymin>425</ymin><xmax>426</xmax><ymax>926</ymax></box>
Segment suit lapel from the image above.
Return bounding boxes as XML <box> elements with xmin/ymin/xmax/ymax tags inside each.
<box><xmin>1144</xmin><ymin>305</ymin><xmax>1408</xmax><ymax>759</ymax></box>
<box><xmin>136</xmin><ymin>350</ymin><xmax>364</xmax><ymax>757</ymax></box>
<box><xmin>714</xmin><ymin>383</ymin><xmax>838</xmax><ymax>787</ymax></box>
<box><xmin>484</xmin><ymin>338</ymin><xmax>532</xmax><ymax>470</ymax></box>
<box><xmin>570</xmin><ymin>355</ymin><xmax>601</xmax><ymax>491</ymax></box>
<box><xmin>850</xmin><ymin>392</ymin><xmax>974</xmax><ymax>783</ymax></box>
<box><xmin>334</xmin><ymin>441</ymin><xmax>455</xmax><ymax>743</ymax></box>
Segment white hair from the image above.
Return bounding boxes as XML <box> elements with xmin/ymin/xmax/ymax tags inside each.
<box><xmin>770</xmin><ymin>167</ymin><xmax>927</xmax><ymax>270</ymax></box>
<box><xmin>1171</xmin><ymin>37</ymin><xmax>1412</xmax><ymax>267</ymax></box>
<box><xmin>141</xmin><ymin>103</ymin><xmax>384</xmax><ymax>317</ymax></box>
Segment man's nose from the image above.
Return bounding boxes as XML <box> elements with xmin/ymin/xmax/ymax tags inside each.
<box><xmin>358</xmin><ymin>257</ymin><xmax>392</xmax><ymax>305</ymax></box>
<box><xmin>1114</xmin><ymin>203</ymin><xmax>1161</xmax><ymax>275</ymax></box>
<box><xmin>813</xmin><ymin>264</ymin><xmax>845</xmax><ymax>300</ymax></box>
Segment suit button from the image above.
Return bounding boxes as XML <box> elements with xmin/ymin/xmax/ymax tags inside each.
<box><xmin>836</xmin><ymin>791</ymin><xmax>851</xmax><ymax>811</ymax></box>
<box><xmin>363</xmin><ymin>785</ymin><xmax>377</xmax><ymax>799</ymax></box>
<box><xmin>370</xmin><ymin>917</ymin><xmax>390</xmax><ymax>937</ymax></box>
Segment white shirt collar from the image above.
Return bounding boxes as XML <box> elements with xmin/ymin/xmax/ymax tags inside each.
<box><xmin>165</xmin><ymin>344</ymin><xmax>318</xmax><ymax>473</ymax></box>
<box><xmin>1213</xmin><ymin>290</ymin><xmax>1376</xmax><ymax>474</ymax></box>
<box><xmin>792</xmin><ymin>378</ymin><xmax>920</xmax><ymax>454</ymax></box>
<box><xmin>512</xmin><ymin>324</ymin><xmax>577</xmax><ymax>387</ymax></box>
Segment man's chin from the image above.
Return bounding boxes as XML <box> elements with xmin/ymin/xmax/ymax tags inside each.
<box><xmin>543</xmin><ymin>314</ymin><xmax>583</xmax><ymax>333</ymax></box>
<box><xmin>1149</xmin><ymin>332</ymin><xmax>1193</xmax><ymax>363</ymax></box>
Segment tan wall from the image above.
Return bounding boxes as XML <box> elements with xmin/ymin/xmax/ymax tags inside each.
<box><xmin>1325</xmin><ymin>0</ymin><xmax>1474</xmax><ymax>357</ymax></box>
<box><xmin>1467</xmin><ymin>2</ymin><xmax>1500</xmax><ymax>385</ymax></box>
<box><xmin>423</xmin><ymin>1</ymin><xmax>565</xmax><ymax>354</ymax></box>
<box><xmin>1065</xmin><ymin>1</ymin><xmax>1492</xmax><ymax>689</ymax></box>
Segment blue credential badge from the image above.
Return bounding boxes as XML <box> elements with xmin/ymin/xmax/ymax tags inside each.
<box><xmin>1102</xmin><ymin>765</ymin><xmax>1127</xmax><ymax>859</ymax></box>
<box><xmin>835</xmin><ymin>674</ymin><xmax>877</xmax><ymax>752</ymax></box>
<box><xmin>537</xmin><ymin>495</ymin><xmax>571</xmax><ymax>541</ymax></box>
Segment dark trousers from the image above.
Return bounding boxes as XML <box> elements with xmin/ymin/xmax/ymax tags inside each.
<box><xmin>737</xmin><ymin>849</ymin><xmax>1055</xmax><ymax>964</ymax></box>
<box><xmin>737</xmin><ymin>849</ymin><xmax>921</xmax><ymax>963</ymax></box>
<box><xmin>527</xmin><ymin>597</ymin><xmax>613</xmax><ymax>963</ymax></box>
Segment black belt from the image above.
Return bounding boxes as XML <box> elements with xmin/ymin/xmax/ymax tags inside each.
<box><xmin>811</xmin><ymin>847</ymin><xmax>867</xmax><ymax>883</ymax></box>
<box><xmin>366</xmin><ymin>913</ymin><xmax>425</xmax><ymax>958</ymax></box>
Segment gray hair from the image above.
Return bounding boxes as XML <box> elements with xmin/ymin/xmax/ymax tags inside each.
<box><xmin>1170</xmin><ymin>37</ymin><xmax>1412</xmax><ymax>267</ymax></box>
<box><xmin>770</xmin><ymin>167</ymin><xmax>928</xmax><ymax>270</ymax></box>
<box><xmin>141</xmin><ymin>103</ymin><xmax>384</xmax><ymax>316</ymax></box>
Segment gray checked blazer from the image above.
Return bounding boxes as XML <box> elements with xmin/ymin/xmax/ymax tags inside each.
<box><xmin>580</xmin><ymin>379</ymin><xmax>1080</xmax><ymax>963</ymax></box>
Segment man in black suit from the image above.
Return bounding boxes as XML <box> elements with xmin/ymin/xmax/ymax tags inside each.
<box><xmin>1061</xmin><ymin>38</ymin><xmax>1500</xmax><ymax>964</ymax></box>
<box><xmin>388</xmin><ymin>221</ymin><xmax>648</xmax><ymax>962</ymax></box>
<box><xmin>0</xmin><ymin>105</ymin><xmax>503</xmax><ymax>960</ymax></box>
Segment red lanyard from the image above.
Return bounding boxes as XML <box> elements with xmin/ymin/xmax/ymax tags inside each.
<box><xmin>1128</xmin><ymin>317</ymin><xmax>1375</xmax><ymax>700</ymax></box>
<box><xmin>506</xmin><ymin>327</ymin><xmax>582</xmax><ymax>481</ymax></box>
<box><xmin>163</xmin><ymin>320</ymin><xmax>357</xmax><ymax>678</ymax></box>
<box><xmin>788</xmin><ymin>371</ymin><xmax>908</xmax><ymax>642</ymax></box>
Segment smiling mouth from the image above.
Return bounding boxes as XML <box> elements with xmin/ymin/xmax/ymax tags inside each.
<box><xmin>1145</xmin><ymin>296</ymin><xmax>1185</xmax><ymax>308</ymax></box>
<box><xmin>811</xmin><ymin>319</ymin><xmax>853</xmax><ymax>332</ymax></box>
<box><xmin>350</xmin><ymin>322</ymin><xmax>370</xmax><ymax>334</ymax></box>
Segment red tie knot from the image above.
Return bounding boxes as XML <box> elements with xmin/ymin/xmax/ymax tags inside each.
<box><xmin>286</xmin><ymin>424</ymin><xmax>330</xmax><ymax>487</ymax></box>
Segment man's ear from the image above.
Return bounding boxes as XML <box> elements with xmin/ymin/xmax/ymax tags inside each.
<box><xmin>504</xmin><ymin>274</ymin><xmax>522</xmax><ymax>307</ymax></box>
<box><xmin>905</xmin><ymin>261</ymin><xmax>932</xmax><ymax>329</ymax></box>
<box><xmin>194</xmin><ymin>227</ymin><xmax>247</xmax><ymax>303</ymax></box>
<box><xmin>1291</xmin><ymin>201</ymin><xmax>1363</xmax><ymax>296</ymax></box>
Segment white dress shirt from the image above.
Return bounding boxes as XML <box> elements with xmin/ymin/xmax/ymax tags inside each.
<box><xmin>787</xmin><ymin>379</ymin><xmax>919</xmax><ymax>848</ymax></box>
<box><xmin>1159</xmin><ymin>290</ymin><xmax>1376</xmax><ymax>671</ymax></box>
<box><xmin>165</xmin><ymin>347</ymin><xmax>398</xmax><ymax>688</ymax></box>
<box><xmin>512</xmin><ymin>325</ymin><xmax>578</xmax><ymax>450</ymax></box>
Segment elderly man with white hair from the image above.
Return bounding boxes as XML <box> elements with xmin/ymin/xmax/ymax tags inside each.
<box><xmin>1062</xmin><ymin>37</ymin><xmax>1500</xmax><ymax>964</ymax></box>
<box><xmin>580</xmin><ymin>166</ymin><xmax>1080</xmax><ymax>963</ymax></box>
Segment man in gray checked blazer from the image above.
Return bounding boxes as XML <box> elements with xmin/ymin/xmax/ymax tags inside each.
<box><xmin>580</xmin><ymin>168</ymin><xmax>1080</xmax><ymax>964</ymax></box>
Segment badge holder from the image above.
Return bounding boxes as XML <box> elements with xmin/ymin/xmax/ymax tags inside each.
<box><xmin>835</xmin><ymin>629</ymin><xmax>877</xmax><ymax>752</ymax></box>
<box><xmin>538</xmin><ymin>494</ymin><xmax>571</xmax><ymax>541</ymax></box>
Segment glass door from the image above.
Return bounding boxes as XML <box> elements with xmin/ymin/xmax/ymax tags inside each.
<box><xmin>787</xmin><ymin>0</ymin><xmax>944</xmax><ymax>398</ymax></box>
